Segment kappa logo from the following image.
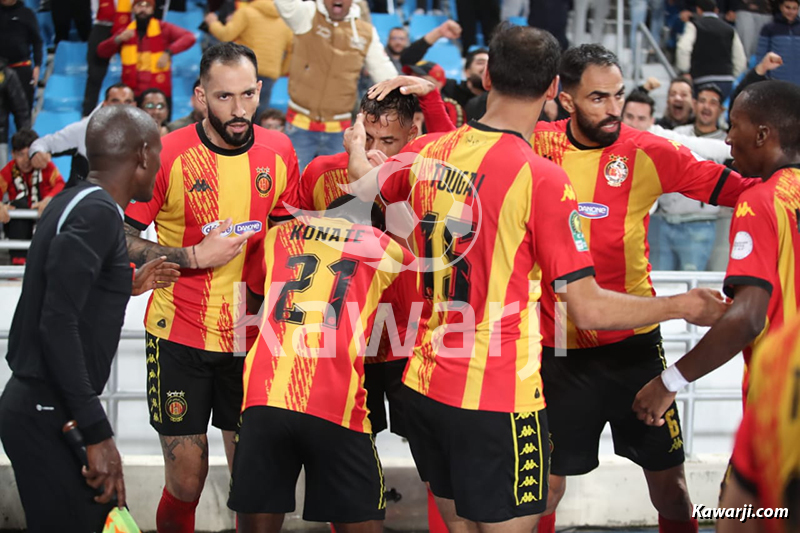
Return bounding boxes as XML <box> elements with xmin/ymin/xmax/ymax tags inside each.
<box><xmin>189</xmin><ymin>179</ymin><xmax>212</xmax><ymax>193</ymax></box>
<box><xmin>668</xmin><ymin>140</ymin><xmax>683</xmax><ymax>151</ymax></box>
<box><xmin>560</xmin><ymin>183</ymin><xmax>576</xmax><ymax>202</ymax></box>
<box><xmin>736</xmin><ymin>202</ymin><xmax>755</xmax><ymax>218</ymax></box>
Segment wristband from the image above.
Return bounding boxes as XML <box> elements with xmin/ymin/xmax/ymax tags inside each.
<box><xmin>661</xmin><ymin>364</ymin><xmax>689</xmax><ymax>393</ymax></box>
<box><xmin>192</xmin><ymin>245</ymin><xmax>200</xmax><ymax>269</ymax></box>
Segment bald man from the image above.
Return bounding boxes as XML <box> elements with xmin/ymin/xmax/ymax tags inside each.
<box><xmin>0</xmin><ymin>105</ymin><xmax>179</xmax><ymax>531</ymax></box>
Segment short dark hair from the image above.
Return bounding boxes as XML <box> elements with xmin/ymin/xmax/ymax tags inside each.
<box><xmin>257</xmin><ymin>108</ymin><xmax>286</xmax><ymax>125</ymax></box>
<box><xmin>779</xmin><ymin>0</ymin><xmax>799</xmax><ymax>5</ymax></box>
<box><xmin>487</xmin><ymin>24</ymin><xmax>561</xmax><ymax>99</ymax></box>
<box><xmin>199</xmin><ymin>42</ymin><xmax>258</xmax><ymax>83</ymax></box>
<box><xmin>696</xmin><ymin>0</ymin><xmax>717</xmax><ymax>11</ymax></box>
<box><xmin>137</xmin><ymin>87</ymin><xmax>168</xmax><ymax>108</ymax></box>
<box><xmin>389</xmin><ymin>26</ymin><xmax>407</xmax><ymax>34</ymax></box>
<box><xmin>560</xmin><ymin>44</ymin><xmax>622</xmax><ymax>92</ymax></box>
<box><xmin>669</xmin><ymin>76</ymin><xmax>693</xmax><ymax>93</ymax></box>
<box><xmin>360</xmin><ymin>88</ymin><xmax>417</xmax><ymax>128</ymax></box>
<box><xmin>11</xmin><ymin>128</ymin><xmax>38</xmax><ymax>151</ymax></box>
<box><xmin>325</xmin><ymin>195</ymin><xmax>385</xmax><ymax>230</ymax></box>
<box><xmin>465</xmin><ymin>47</ymin><xmax>488</xmax><ymax>71</ymax></box>
<box><xmin>624</xmin><ymin>89</ymin><xmax>655</xmax><ymax>116</ymax></box>
<box><xmin>737</xmin><ymin>80</ymin><xmax>800</xmax><ymax>155</ymax></box>
<box><xmin>104</xmin><ymin>82</ymin><xmax>132</xmax><ymax>101</ymax></box>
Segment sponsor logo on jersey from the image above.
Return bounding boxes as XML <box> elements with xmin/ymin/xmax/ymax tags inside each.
<box><xmin>578</xmin><ymin>202</ymin><xmax>609</xmax><ymax>219</ymax></box>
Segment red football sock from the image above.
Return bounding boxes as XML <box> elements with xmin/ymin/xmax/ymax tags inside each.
<box><xmin>427</xmin><ymin>487</ymin><xmax>448</xmax><ymax>533</ymax></box>
<box><xmin>330</xmin><ymin>525</ymin><xmax>336</xmax><ymax>533</ymax></box>
<box><xmin>156</xmin><ymin>487</ymin><xmax>199</xmax><ymax>533</ymax></box>
<box><xmin>538</xmin><ymin>512</ymin><xmax>556</xmax><ymax>533</ymax></box>
<box><xmin>658</xmin><ymin>514</ymin><xmax>699</xmax><ymax>533</ymax></box>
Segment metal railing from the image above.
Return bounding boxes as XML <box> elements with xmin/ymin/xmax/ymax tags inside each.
<box><xmin>0</xmin><ymin>269</ymin><xmax>737</xmax><ymax>457</ymax></box>
<box><xmin>633</xmin><ymin>21</ymin><xmax>677</xmax><ymax>87</ymax></box>
<box><xmin>0</xmin><ymin>210</ymin><xmax>38</xmax><ymax>251</ymax></box>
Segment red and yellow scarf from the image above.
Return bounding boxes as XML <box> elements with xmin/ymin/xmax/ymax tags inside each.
<box><xmin>120</xmin><ymin>17</ymin><xmax>171</xmax><ymax>95</ymax></box>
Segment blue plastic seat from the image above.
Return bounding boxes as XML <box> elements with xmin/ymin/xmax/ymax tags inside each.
<box><xmin>371</xmin><ymin>13</ymin><xmax>404</xmax><ymax>45</ymax></box>
<box><xmin>409</xmin><ymin>13</ymin><xmax>448</xmax><ymax>40</ymax></box>
<box><xmin>53</xmin><ymin>41</ymin><xmax>89</xmax><ymax>76</ymax></box>
<box><xmin>509</xmin><ymin>16</ymin><xmax>528</xmax><ymax>26</ymax></box>
<box><xmin>171</xmin><ymin>44</ymin><xmax>202</xmax><ymax>79</ymax></box>
<box><xmin>34</xmin><ymin>111</ymin><xmax>83</xmax><ymax>136</ymax></box>
<box><xmin>424</xmin><ymin>43</ymin><xmax>462</xmax><ymax>81</ymax></box>
<box><xmin>165</xmin><ymin>10</ymin><xmax>203</xmax><ymax>34</ymax></box>
<box><xmin>42</xmin><ymin>74</ymin><xmax>87</xmax><ymax>113</ymax></box>
<box><xmin>269</xmin><ymin>77</ymin><xmax>289</xmax><ymax>112</ymax></box>
<box><xmin>52</xmin><ymin>155</ymin><xmax>73</xmax><ymax>182</ymax></box>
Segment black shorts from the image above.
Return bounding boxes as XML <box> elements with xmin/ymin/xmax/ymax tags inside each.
<box><xmin>541</xmin><ymin>329</ymin><xmax>686</xmax><ymax>476</ymax></box>
<box><xmin>364</xmin><ymin>359</ymin><xmax>408</xmax><ymax>437</ymax></box>
<box><xmin>403</xmin><ymin>386</ymin><xmax>549</xmax><ymax>523</ymax></box>
<box><xmin>228</xmin><ymin>406</ymin><xmax>386</xmax><ymax>523</ymax></box>
<box><xmin>146</xmin><ymin>332</ymin><xmax>244</xmax><ymax>435</ymax></box>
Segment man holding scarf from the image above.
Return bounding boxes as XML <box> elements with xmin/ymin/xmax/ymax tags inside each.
<box><xmin>97</xmin><ymin>0</ymin><xmax>195</xmax><ymax>106</ymax></box>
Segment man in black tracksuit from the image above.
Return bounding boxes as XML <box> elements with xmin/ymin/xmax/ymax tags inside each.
<box><xmin>0</xmin><ymin>0</ymin><xmax>43</xmax><ymax>109</ymax></box>
<box><xmin>0</xmin><ymin>105</ymin><xmax>177</xmax><ymax>531</ymax></box>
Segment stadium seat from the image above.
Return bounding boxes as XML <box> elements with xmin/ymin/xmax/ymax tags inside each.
<box><xmin>409</xmin><ymin>13</ymin><xmax>448</xmax><ymax>40</ymax></box>
<box><xmin>171</xmin><ymin>45</ymin><xmax>202</xmax><ymax>79</ymax></box>
<box><xmin>42</xmin><ymin>75</ymin><xmax>87</xmax><ymax>112</ymax></box>
<box><xmin>172</xmin><ymin>75</ymin><xmax>197</xmax><ymax>103</ymax></box>
<box><xmin>34</xmin><ymin>111</ymin><xmax>83</xmax><ymax>136</ymax></box>
<box><xmin>371</xmin><ymin>13</ymin><xmax>403</xmax><ymax>45</ymax></box>
<box><xmin>270</xmin><ymin>77</ymin><xmax>289</xmax><ymax>112</ymax></box>
<box><xmin>424</xmin><ymin>43</ymin><xmax>462</xmax><ymax>81</ymax></box>
<box><xmin>108</xmin><ymin>54</ymin><xmax>122</xmax><ymax>74</ymax></box>
<box><xmin>52</xmin><ymin>155</ymin><xmax>73</xmax><ymax>182</ymax></box>
<box><xmin>509</xmin><ymin>16</ymin><xmax>527</xmax><ymax>26</ymax></box>
<box><xmin>165</xmin><ymin>10</ymin><xmax>203</xmax><ymax>36</ymax></box>
<box><xmin>53</xmin><ymin>41</ymin><xmax>89</xmax><ymax>76</ymax></box>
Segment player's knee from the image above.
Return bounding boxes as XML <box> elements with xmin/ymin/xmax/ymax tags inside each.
<box><xmin>166</xmin><ymin>472</ymin><xmax>207</xmax><ymax>502</ymax></box>
<box><xmin>545</xmin><ymin>475</ymin><xmax>566</xmax><ymax>514</ymax></box>
<box><xmin>649</xmin><ymin>475</ymin><xmax>692</xmax><ymax>519</ymax></box>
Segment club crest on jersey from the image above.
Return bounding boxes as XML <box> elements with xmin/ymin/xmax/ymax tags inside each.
<box><xmin>255</xmin><ymin>167</ymin><xmax>273</xmax><ymax>197</ymax></box>
<box><xmin>604</xmin><ymin>155</ymin><xmax>629</xmax><ymax>187</ymax></box>
<box><xmin>166</xmin><ymin>391</ymin><xmax>187</xmax><ymax>422</ymax></box>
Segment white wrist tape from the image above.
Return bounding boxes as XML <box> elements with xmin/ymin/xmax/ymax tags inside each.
<box><xmin>661</xmin><ymin>364</ymin><xmax>689</xmax><ymax>393</ymax></box>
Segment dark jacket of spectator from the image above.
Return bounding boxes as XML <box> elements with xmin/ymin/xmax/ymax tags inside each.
<box><xmin>756</xmin><ymin>12</ymin><xmax>800</xmax><ymax>85</ymax></box>
<box><xmin>728</xmin><ymin>0</ymin><xmax>773</xmax><ymax>13</ymax></box>
<box><xmin>0</xmin><ymin>60</ymin><xmax>31</xmax><ymax>143</ymax></box>
<box><xmin>0</xmin><ymin>0</ymin><xmax>43</xmax><ymax>69</ymax></box>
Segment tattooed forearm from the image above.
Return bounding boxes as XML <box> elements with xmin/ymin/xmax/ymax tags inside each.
<box><xmin>159</xmin><ymin>434</ymin><xmax>209</xmax><ymax>462</ymax></box>
<box><xmin>125</xmin><ymin>223</ymin><xmax>193</xmax><ymax>268</ymax></box>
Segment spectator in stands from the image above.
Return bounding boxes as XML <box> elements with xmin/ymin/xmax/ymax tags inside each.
<box><xmin>528</xmin><ymin>0</ymin><xmax>571</xmax><ymax>49</ymax></box>
<box><xmin>442</xmin><ymin>47</ymin><xmax>487</xmax><ymax>108</ymax></box>
<box><xmin>385</xmin><ymin>26</ymin><xmax>409</xmax><ymax>71</ymax></box>
<box><xmin>0</xmin><ymin>58</ymin><xmax>30</xmax><ymax>165</ymax></box>
<box><xmin>728</xmin><ymin>50</ymin><xmax>783</xmax><ymax>117</ymax></box>
<box><xmin>97</xmin><ymin>0</ymin><xmax>196</xmax><ymax>102</ymax></box>
<box><xmin>82</xmin><ymin>0</ymin><xmax>130</xmax><ymax>116</ymax></box>
<box><xmin>274</xmin><ymin>0</ymin><xmax>396</xmax><ymax>171</ymax></box>
<box><xmin>674</xmin><ymin>83</ymin><xmax>727</xmax><ymax>139</ymax></box>
<box><xmin>622</xmin><ymin>89</ymin><xmax>657</xmax><ymax>130</ymax></box>
<box><xmin>455</xmin><ymin>0</ymin><xmax>499</xmax><ymax>56</ymax></box>
<box><xmin>258</xmin><ymin>107</ymin><xmax>286</xmax><ymax>131</ymax></box>
<box><xmin>756</xmin><ymin>0</ymin><xmax>800</xmax><ymax>86</ymax></box>
<box><xmin>677</xmin><ymin>0</ymin><xmax>746</xmax><ymax>100</ymax></box>
<box><xmin>51</xmin><ymin>0</ymin><xmax>91</xmax><ymax>44</ymax></box>
<box><xmin>656</xmin><ymin>77</ymin><xmax>695</xmax><ymax>129</ymax></box>
<box><xmin>403</xmin><ymin>60</ymin><xmax>465</xmax><ymax>126</ymax></box>
<box><xmin>29</xmin><ymin>83</ymin><xmax>135</xmax><ymax>184</ymax></box>
<box><xmin>204</xmin><ymin>0</ymin><xmax>292</xmax><ymax>116</ymax></box>
<box><xmin>573</xmin><ymin>0</ymin><xmax>610</xmax><ymax>45</ymax></box>
<box><xmin>0</xmin><ymin>0</ymin><xmax>43</xmax><ymax>109</ymax></box>
<box><xmin>0</xmin><ymin>129</ymin><xmax>65</xmax><ymax>265</ymax></box>
<box><xmin>397</xmin><ymin>18</ymin><xmax>461</xmax><ymax>68</ymax></box>
<box><xmin>166</xmin><ymin>78</ymin><xmax>205</xmax><ymax>132</ymax></box>
<box><xmin>502</xmin><ymin>0</ymin><xmax>529</xmax><ymax>20</ymax></box>
<box><xmin>731</xmin><ymin>0</ymin><xmax>773</xmax><ymax>58</ymax></box>
<box><xmin>629</xmin><ymin>0</ymin><xmax>666</xmax><ymax>79</ymax></box>
<box><xmin>138</xmin><ymin>87</ymin><xmax>170</xmax><ymax>136</ymax></box>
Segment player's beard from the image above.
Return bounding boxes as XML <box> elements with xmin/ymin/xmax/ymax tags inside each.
<box><xmin>207</xmin><ymin>106</ymin><xmax>254</xmax><ymax>147</ymax></box>
<box><xmin>574</xmin><ymin>105</ymin><xmax>621</xmax><ymax>146</ymax></box>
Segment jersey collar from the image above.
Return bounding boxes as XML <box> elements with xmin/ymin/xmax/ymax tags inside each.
<box><xmin>468</xmin><ymin>120</ymin><xmax>530</xmax><ymax>146</ymax></box>
<box><xmin>196</xmin><ymin>121</ymin><xmax>255</xmax><ymax>156</ymax></box>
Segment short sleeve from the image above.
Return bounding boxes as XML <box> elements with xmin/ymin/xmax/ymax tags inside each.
<box><xmin>531</xmin><ymin>161</ymin><xmax>595</xmax><ymax>288</ymax></box>
<box><xmin>269</xmin><ymin>147</ymin><xmax>300</xmax><ymax>222</ymax></box>
<box><xmin>124</xmin><ymin>158</ymin><xmax>170</xmax><ymax>230</ymax></box>
<box><xmin>723</xmin><ymin>191</ymin><xmax>777</xmax><ymax>298</ymax></box>
<box><xmin>377</xmin><ymin>135</ymin><xmax>440</xmax><ymax>205</ymax></box>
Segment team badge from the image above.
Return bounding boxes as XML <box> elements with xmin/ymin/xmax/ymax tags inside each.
<box><xmin>604</xmin><ymin>155</ymin><xmax>629</xmax><ymax>187</ymax></box>
<box><xmin>166</xmin><ymin>391</ymin><xmax>188</xmax><ymax>422</ymax></box>
<box><xmin>255</xmin><ymin>167</ymin><xmax>273</xmax><ymax>197</ymax></box>
<box><xmin>155</xmin><ymin>73</ymin><xmax>166</xmax><ymax>83</ymax></box>
<box><xmin>569</xmin><ymin>210</ymin><xmax>589</xmax><ymax>252</ymax></box>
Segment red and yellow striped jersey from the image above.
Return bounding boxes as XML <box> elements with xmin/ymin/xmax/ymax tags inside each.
<box><xmin>532</xmin><ymin>120</ymin><xmax>755</xmax><ymax>349</ymax></box>
<box><xmin>125</xmin><ymin>123</ymin><xmax>299</xmax><ymax>352</ymax></box>
<box><xmin>723</xmin><ymin>166</ymin><xmax>800</xmax><ymax>393</ymax></box>
<box><xmin>379</xmin><ymin>121</ymin><xmax>596</xmax><ymax>413</ymax></box>
<box><xmin>299</xmin><ymin>151</ymin><xmax>351</xmax><ymax>212</ymax></box>
<box><xmin>242</xmin><ymin>216</ymin><xmax>414</xmax><ymax>432</ymax></box>
<box><xmin>731</xmin><ymin>312</ymin><xmax>800</xmax><ymax>532</ymax></box>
